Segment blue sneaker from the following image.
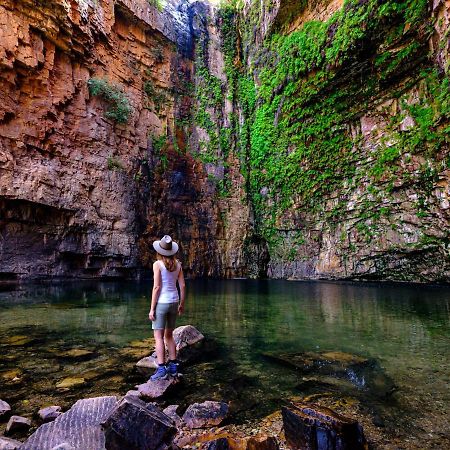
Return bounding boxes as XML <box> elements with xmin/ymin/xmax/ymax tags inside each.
<box><xmin>166</xmin><ymin>361</ymin><xmax>179</xmax><ymax>377</ymax></box>
<box><xmin>150</xmin><ymin>365</ymin><xmax>168</xmax><ymax>381</ymax></box>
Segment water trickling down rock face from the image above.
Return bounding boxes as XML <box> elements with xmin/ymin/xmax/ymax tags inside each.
<box><xmin>0</xmin><ymin>0</ymin><xmax>449</xmax><ymax>283</ymax></box>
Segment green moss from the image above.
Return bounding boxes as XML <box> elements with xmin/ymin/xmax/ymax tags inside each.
<box><xmin>217</xmin><ymin>0</ymin><xmax>444</xmax><ymax>247</ymax></box>
<box><xmin>88</xmin><ymin>78</ymin><xmax>132</xmax><ymax>124</ymax></box>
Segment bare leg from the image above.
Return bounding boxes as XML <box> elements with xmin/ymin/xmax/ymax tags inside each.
<box><xmin>164</xmin><ymin>329</ymin><xmax>176</xmax><ymax>361</ymax></box>
<box><xmin>154</xmin><ymin>329</ymin><xmax>165</xmax><ymax>365</ymax></box>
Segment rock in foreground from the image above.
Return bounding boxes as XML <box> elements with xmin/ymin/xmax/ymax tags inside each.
<box><xmin>19</xmin><ymin>396</ymin><xmax>117</xmax><ymax>450</ymax></box>
<box><xmin>182</xmin><ymin>401</ymin><xmax>229</xmax><ymax>429</ymax></box>
<box><xmin>6</xmin><ymin>416</ymin><xmax>31</xmax><ymax>435</ymax></box>
<box><xmin>0</xmin><ymin>436</ymin><xmax>22</xmax><ymax>450</ymax></box>
<box><xmin>282</xmin><ymin>404</ymin><xmax>367</xmax><ymax>450</ymax></box>
<box><xmin>101</xmin><ymin>395</ymin><xmax>176</xmax><ymax>450</ymax></box>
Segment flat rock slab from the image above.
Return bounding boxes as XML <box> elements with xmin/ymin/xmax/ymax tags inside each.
<box><xmin>182</xmin><ymin>401</ymin><xmax>229</xmax><ymax>429</ymax></box>
<box><xmin>0</xmin><ymin>436</ymin><xmax>22</xmax><ymax>450</ymax></box>
<box><xmin>136</xmin><ymin>378</ymin><xmax>175</xmax><ymax>399</ymax></box>
<box><xmin>19</xmin><ymin>396</ymin><xmax>118</xmax><ymax>450</ymax></box>
<box><xmin>282</xmin><ymin>404</ymin><xmax>367</xmax><ymax>450</ymax></box>
<box><xmin>0</xmin><ymin>399</ymin><xmax>11</xmax><ymax>418</ymax></box>
<box><xmin>101</xmin><ymin>395</ymin><xmax>176</xmax><ymax>450</ymax></box>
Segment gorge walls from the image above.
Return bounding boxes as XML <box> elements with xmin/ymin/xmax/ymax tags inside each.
<box><xmin>0</xmin><ymin>0</ymin><xmax>249</xmax><ymax>280</ymax></box>
<box><xmin>0</xmin><ymin>0</ymin><xmax>449</xmax><ymax>282</ymax></box>
<box><xmin>224</xmin><ymin>0</ymin><xmax>450</xmax><ymax>282</ymax></box>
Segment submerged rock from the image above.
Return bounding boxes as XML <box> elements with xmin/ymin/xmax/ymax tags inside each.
<box><xmin>38</xmin><ymin>406</ymin><xmax>62</xmax><ymax>422</ymax></box>
<box><xmin>5</xmin><ymin>416</ymin><xmax>31</xmax><ymax>435</ymax></box>
<box><xmin>19</xmin><ymin>396</ymin><xmax>118</xmax><ymax>450</ymax></box>
<box><xmin>264</xmin><ymin>351</ymin><xmax>396</xmax><ymax>398</ymax></box>
<box><xmin>2</xmin><ymin>336</ymin><xmax>33</xmax><ymax>346</ymax></box>
<box><xmin>0</xmin><ymin>436</ymin><xmax>22</xmax><ymax>450</ymax></box>
<box><xmin>0</xmin><ymin>399</ymin><xmax>12</xmax><ymax>419</ymax></box>
<box><xmin>281</xmin><ymin>404</ymin><xmax>367</xmax><ymax>450</ymax></box>
<box><xmin>56</xmin><ymin>377</ymin><xmax>86</xmax><ymax>389</ymax></box>
<box><xmin>101</xmin><ymin>396</ymin><xmax>176</xmax><ymax>450</ymax></box>
<box><xmin>57</xmin><ymin>349</ymin><xmax>94</xmax><ymax>359</ymax></box>
<box><xmin>182</xmin><ymin>401</ymin><xmax>229</xmax><ymax>429</ymax></box>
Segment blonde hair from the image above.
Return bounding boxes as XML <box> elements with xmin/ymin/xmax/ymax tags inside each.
<box><xmin>156</xmin><ymin>253</ymin><xmax>178</xmax><ymax>272</ymax></box>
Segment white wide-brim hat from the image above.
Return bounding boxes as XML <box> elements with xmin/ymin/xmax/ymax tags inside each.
<box><xmin>153</xmin><ymin>235</ymin><xmax>179</xmax><ymax>256</ymax></box>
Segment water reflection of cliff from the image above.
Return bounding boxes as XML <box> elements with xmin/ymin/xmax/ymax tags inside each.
<box><xmin>0</xmin><ymin>280</ymin><xmax>449</xmax><ymax>355</ymax></box>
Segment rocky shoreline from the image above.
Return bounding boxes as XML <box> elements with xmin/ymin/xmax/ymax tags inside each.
<box><xmin>0</xmin><ymin>325</ymin><xmax>400</xmax><ymax>449</ymax></box>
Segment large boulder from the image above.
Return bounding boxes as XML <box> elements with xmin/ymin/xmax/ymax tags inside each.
<box><xmin>0</xmin><ymin>436</ymin><xmax>21</xmax><ymax>450</ymax></box>
<box><xmin>182</xmin><ymin>401</ymin><xmax>228</xmax><ymax>429</ymax></box>
<box><xmin>101</xmin><ymin>396</ymin><xmax>177</xmax><ymax>450</ymax></box>
<box><xmin>19</xmin><ymin>396</ymin><xmax>118</xmax><ymax>450</ymax></box>
<box><xmin>0</xmin><ymin>400</ymin><xmax>11</xmax><ymax>420</ymax></box>
<box><xmin>281</xmin><ymin>404</ymin><xmax>367</xmax><ymax>450</ymax></box>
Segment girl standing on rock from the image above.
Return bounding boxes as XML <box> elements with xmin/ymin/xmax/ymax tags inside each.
<box><xmin>149</xmin><ymin>235</ymin><xmax>186</xmax><ymax>381</ymax></box>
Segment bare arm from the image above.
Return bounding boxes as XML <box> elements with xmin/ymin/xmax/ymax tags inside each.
<box><xmin>149</xmin><ymin>262</ymin><xmax>162</xmax><ymax>321</ymax></box>
<box><xmin>177</xmin><ymin>265</ymin><xmax>186</xmax><ymax>315</ymax></box>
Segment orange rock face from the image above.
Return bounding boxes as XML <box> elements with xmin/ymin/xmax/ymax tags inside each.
<box><xmin>0</xmin><ymin>0</ymin><xmax>249</xmax><ymax>280</ymax></box>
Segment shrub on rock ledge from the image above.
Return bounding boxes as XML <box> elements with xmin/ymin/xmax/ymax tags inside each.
<box><xmin>88</xmin><ymin>78</ymin><xmax>132</xmax><ymax>124</ymax></box>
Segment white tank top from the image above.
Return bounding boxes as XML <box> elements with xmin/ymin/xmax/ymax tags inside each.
<box><xmin>157</xmin><ymin>260</ymin><xmax>181</xmax><ymax>303</ymax></box>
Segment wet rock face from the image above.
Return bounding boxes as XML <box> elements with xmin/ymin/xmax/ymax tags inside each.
<box><xmin>282</xmin><ymin>404</ymin><xmax>367</xmax><ymax>450</ymax></box>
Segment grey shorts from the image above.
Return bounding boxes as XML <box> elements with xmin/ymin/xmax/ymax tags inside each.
<box><xmin>152</xmin><ymin>302</ymin><xmax>179</xmax><ymax>330</ymax></box>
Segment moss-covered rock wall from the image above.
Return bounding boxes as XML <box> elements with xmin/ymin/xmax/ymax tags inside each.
<box><xmin>213</xmin><ymin>0</ymin><xmax>450</xmax><ymax>281</ymax></box>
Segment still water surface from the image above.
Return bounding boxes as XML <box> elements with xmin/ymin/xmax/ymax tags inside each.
<box><xmin>0</xmin><ymin>279</ymin><xmax>449</xmax><ymax>447</ymax></box>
